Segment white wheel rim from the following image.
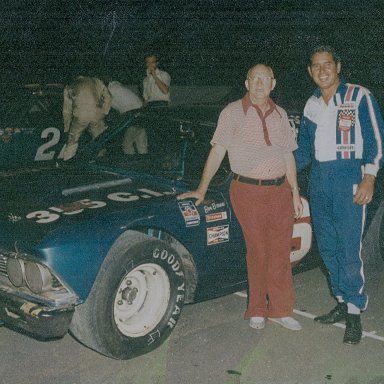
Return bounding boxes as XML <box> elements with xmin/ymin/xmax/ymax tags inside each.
<box><xmin>113</xmin><ymin>263</ymin><xmax>171</xmax><ymax>337</ymax></box>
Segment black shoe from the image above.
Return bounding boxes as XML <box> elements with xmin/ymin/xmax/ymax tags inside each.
<box><xmin>343</xmin><ymin>314</ymin><xmax>362</xmax><ymax>345</ymax></box>
<box><xmin>314</xmin><ymin>302</ymin><xmax>347</xmax><ymax>324</ymax></box>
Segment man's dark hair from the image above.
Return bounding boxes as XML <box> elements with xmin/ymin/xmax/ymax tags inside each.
<box><xmin>309</xmin><ymin>45</ymin><xmax>341</xmax><ymax>65</ymax></box>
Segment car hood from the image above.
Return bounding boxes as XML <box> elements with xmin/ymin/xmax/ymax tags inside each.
<box><xmin>0</xmin><ymin>165</ymin><xmax>178</xmax><ymax>247</ymax></box>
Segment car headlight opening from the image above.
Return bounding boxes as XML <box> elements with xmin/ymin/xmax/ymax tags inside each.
<box><xmin>25</xmin><ymin>262</ymin><xmax>53</xmax><ymax>294</ymax></box>
<box><xmin>6</xmin><ymin>258</ymin><xmax>25</xmax><ymax>287</ymax></box>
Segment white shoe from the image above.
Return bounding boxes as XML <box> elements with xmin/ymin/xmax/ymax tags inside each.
<box><xmin>268</xmin><ymin>316</ymin><xmax>302</xmax><ymax>331</ymax></box>
<box><xmin>249</xmin><ymin>316</ymin><xmax>266</xmax><ymax>329</ymax></box>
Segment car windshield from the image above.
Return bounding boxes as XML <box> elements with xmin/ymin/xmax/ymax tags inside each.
<box><xmin>95</xmin><ymin>107</ymin><xmax>230</xmax><ymax>185</ymax></box>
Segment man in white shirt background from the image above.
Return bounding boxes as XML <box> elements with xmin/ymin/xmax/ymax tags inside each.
<box><xmin>143</xmin><ymin>54</ymin><xmax>171</xmax><ymax>106</ymax></box>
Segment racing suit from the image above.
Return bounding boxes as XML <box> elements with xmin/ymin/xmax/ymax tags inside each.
<box><xmin>295</xmin><ymin>82</ymin><xmax>384</xmax><ymax>311</ymax></box>
<box><xmin>63</xmin><ymin>76</ymin><xmax>112</xmax><ymax>161</ymax></box>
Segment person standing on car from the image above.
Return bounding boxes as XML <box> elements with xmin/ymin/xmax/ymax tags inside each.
<box><xmin>143</xmin><ymin>54</ymin><xmax>171</xmax><ymax>107</ymax></box>
<box><xmin>108</xmin><ymin>80</ymin><xmax>143</xmax><ymax>114</ymax></box>
<box><xmin>63</xmin><ymin>76</ymin><xmax>112</xmax><ymax>161</ymax></box>
<box><xmin>295</xmin><ymin>45</ymin><xmax>384</xmax><ymax>344</ymax></box>
<box><xmin>107</xmin><ymin>80</ymin><xmax>147</xmax><ymax>155</ymax></box>
<box><xmin>178</xmin><ymin>64</ymin><xmax>303</xmax><ymax>331</ymax></box>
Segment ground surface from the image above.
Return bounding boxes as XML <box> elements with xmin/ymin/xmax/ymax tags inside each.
<box><xmin>1</xmin><ymin>267</ymin><xmax>383</xmax><ymax>384</ymax></box>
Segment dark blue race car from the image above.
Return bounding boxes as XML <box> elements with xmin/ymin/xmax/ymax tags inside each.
<box><xmin>0</xmin><ymin>102</ymin><xmax>380</xmax><ymax>360</ymax></box>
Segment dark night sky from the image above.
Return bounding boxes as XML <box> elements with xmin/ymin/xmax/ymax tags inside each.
<box><xmin>2</xmin><ymin>0</ymin><xmax>384</xmax><ymax>110</ymax></box>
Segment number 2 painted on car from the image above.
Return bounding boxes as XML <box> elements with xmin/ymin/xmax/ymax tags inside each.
<box><xmin>34</xmin><ymin>127</ymin><xmax>65</xmax><ymax>161</ymax></box>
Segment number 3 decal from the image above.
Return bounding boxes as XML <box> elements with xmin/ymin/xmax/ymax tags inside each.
<box><xmin>34</xmin><ymin>127</ymin><xmax>65</xmax><ymax>161</ymax></box>
<box><xmin>26</xmin><ymin>210</ymin><xmax>60</xmax><ymax>224</ymax></box>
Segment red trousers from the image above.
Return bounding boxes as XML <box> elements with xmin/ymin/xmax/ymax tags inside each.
<box><xmin>230</xmin><ymin>179</ymin><xmax>295</xmax><ymax>319</ymax></box>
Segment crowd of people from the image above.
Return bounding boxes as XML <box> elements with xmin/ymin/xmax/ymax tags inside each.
<box><xmin>62</xmin><ymin>45</ymin><xmax>384</xmax><ymax>345</ymax></box>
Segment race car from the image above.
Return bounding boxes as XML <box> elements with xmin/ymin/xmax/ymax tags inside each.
<box><xmin>0</xmin><ymin>105</ymin><xmax>313</xmax><ymax>359</ymax></box>
<box><xmin>0</xmin><ymin>84</ymin><xmax>66</xmax><ymax>167</ymax></box>
<box><xmin>0</xmin><ymin>104</ymin><xmax>380</xmax><ymax>360</ymax></box>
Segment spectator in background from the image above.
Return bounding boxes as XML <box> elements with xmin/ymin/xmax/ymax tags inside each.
<box><xmin>143</xmin><ymin>54</ymin><xmax>171</xmax><ymax>106</ymax></box>
<box><xmin>63</xmin><ymin>76</ymin><xmax>112</xmax><ymax>161</ymax></box>
<box><xmin>116</xmin><ymin>54</ymin><xmax>171</xmax><ymax>156</ymax></box>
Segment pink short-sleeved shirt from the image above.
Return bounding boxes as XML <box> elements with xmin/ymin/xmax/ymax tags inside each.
<box><xmin>211</xmin><ymin>94</ymin><xmax>297</xmax><ymax>179</ymax></box>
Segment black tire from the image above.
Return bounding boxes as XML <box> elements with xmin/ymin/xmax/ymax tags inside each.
<box><xmin>69</xmin><ymin>232</ymin><xmax>186</xmax><ymax>359</ymax></box>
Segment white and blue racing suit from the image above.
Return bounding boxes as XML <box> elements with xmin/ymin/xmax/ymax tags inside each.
<box><xmin>295</xmin><ymin>82</ymin><xmax>384</xmax><ymax>310</ymax></box>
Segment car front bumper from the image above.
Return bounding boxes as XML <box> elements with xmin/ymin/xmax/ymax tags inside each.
<box><xmin>0</xmin><ymin>291</ymin><xmax>75</xmax><ymax>339</ymax></box>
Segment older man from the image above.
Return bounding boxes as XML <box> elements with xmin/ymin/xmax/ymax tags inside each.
<box><xmin>178</xmin><ymin>64</ymin><xmax>303</xmax><ymax>331</ymax></box>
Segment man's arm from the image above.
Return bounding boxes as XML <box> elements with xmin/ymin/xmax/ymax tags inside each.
<box><xmin>177</xmin><ymin>144</ymin><xmax>226</xmax><ymax>205</ymax></box>
<box><xmin>359</xmin><ymin>89</ymin><xmax>384</xmax><ymax>176</ymax></box>
<box><xmin>102</xmin><ymin>86</ymin><xmax>112</xmax><ymax>115</ymax></box>
<box><xmin>354</xmin><ymin>89</ymin><xmax>384</xmax><ymax>205</ymax></box>
<box><xmin>353</xmin><ymin>174</ymin><xmax>375</xmax><ymax>205</ymax></box>
<box><xmin>150</xmin><ymin>70</ymin><xmax>170</xmax><ymax>95</ymax></box>
<box><xmin>62</xmin><ymin>86</ymin><xmax>72</xmax><ymax>132</ymax></box>
<box><xmin>284</xmin><ymin>152</ymin><xmax>303</xmax><ymax>219</ymax></box>
<box><xmin>143</xmin><ymin>79</ymin><xmax>148</xmax><ymax>103</ymax></box>
<box><xmin>294</xmin><ymin>115</ymin><xmax>313</xmax><ymax>172</ymax></box>
<box><xmin>95</xmin><ymin>79</ymin><xmax>112</xmax><ymax>115</ymax></box>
